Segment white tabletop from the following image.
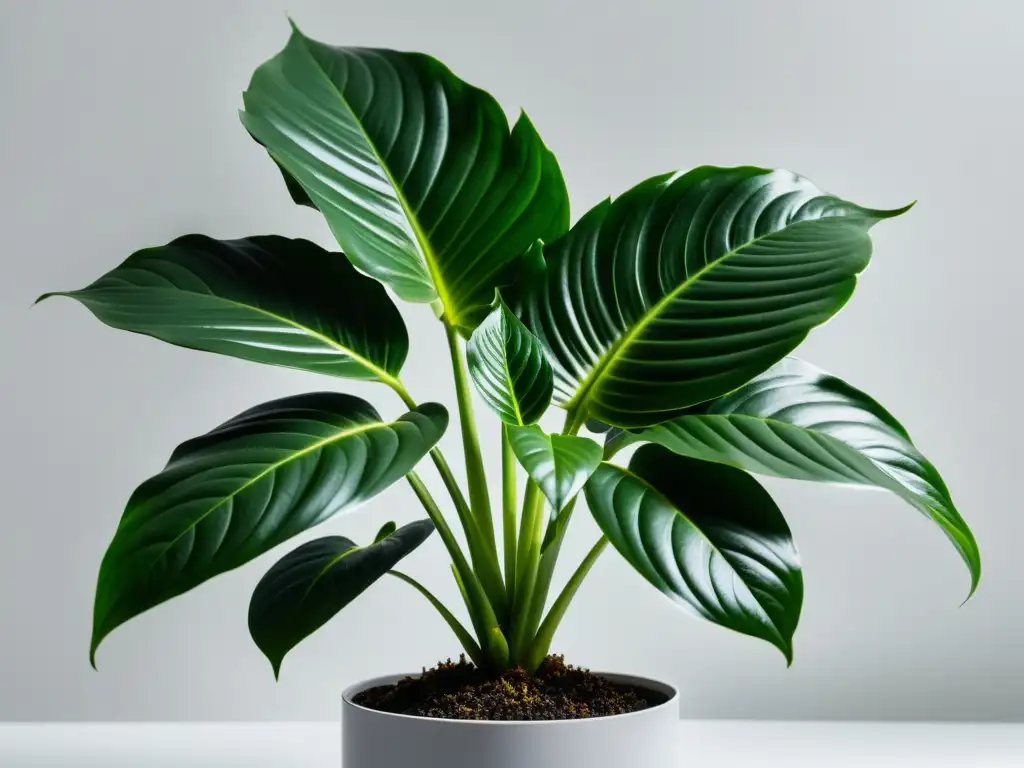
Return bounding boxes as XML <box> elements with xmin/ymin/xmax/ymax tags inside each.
<box><xmin>1</xmin><ymin>721</ymin><xmax>1022</xmax><ymax>767</ymax></box>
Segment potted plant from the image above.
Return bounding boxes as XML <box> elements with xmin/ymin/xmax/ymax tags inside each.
<box><xmin>39</xmin><ymin>20</ymin><xmax>980</xmax><ymax>768</ymax></box>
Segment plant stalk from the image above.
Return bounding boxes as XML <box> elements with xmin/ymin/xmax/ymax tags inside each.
<box><xmin>392</xmin><ymin>378</ymin><xmax>507</xmax><ymax>625</ymax></box>
<box><xmin>526</xmin><ymin>537</ymin><xmax>608</xmax><ymax>672</ymax></box>
<box><xmin>521</xmin><ymin>497</ymin><xmax>577</xmax><ymax>643</ymax></box>
<box><xmin>405</xmin><ymin>472</ymin><xmax>505</xmax><ymax>660</ymax></box>
<box><xmin>388</xmin><ymin>570</ymin><xmax>483</xmax><ymax>667</ymax></box>
<box><xmin>443</xmin><ymin>324</ymin><xmax>506</xmax><ymax>613</ymax></box>
<box><xmin>501</xmin><ymin>423</ymin><xmax>518</xmax><ymax>606</ymax></box>
<box><xmin>508</xmin><ymin>474</ymin><xmax>545</xmax><ymax>661</ymax></box>
<box><xmin>510</xmin><ymin>410</ymin><xmax>582</xmax><ymax>663</ymax></box>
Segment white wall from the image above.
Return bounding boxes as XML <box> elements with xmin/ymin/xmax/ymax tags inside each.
<box><xmin>1</xmin><ymin>0</ymin><xmax>1021</xmax><ymax>721</ymax></box>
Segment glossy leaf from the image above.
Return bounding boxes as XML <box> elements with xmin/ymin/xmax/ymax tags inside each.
<box><xmin>618</xmin><ymin>357</ymin><xmax>980</xmax><ymax>594</ymax></box>
<box><xmin>39</xmin><ymin>235</ymin><xmax>407</xmax><ymax>384</ymax></box>
<box><xmin>586</xmin><ymin>445</ymin><xmax>802</xmax><ymax>661</ymax></box>
<box><xmin>507</xmin><ymin>425</ymin><xmax>602</xmax><ymax>516</ymax></box>
<box><xmin>248</xmin><ymin>130</ymin><xmax>317</xmax><ymax>209</ymax></box>
<box><xmin>467</xmin><ymin>296</ymin><xmax>554</xmax><ymax>425</ymax></box>
<box><xmin>521</xmin><ymin>166</ymin><xmax>911</xmax><ymax>428</ymax></box>
<box><xmin>241</xmin><ymin>24</ymin><xmax>570</xmax><ymax>333</ymax></box>
<box><xmin>90</xmin><ymin>393</ymin><xmax>447</xmax><ymax>663</ymax></box>
<box><xmin>249</xmin><ymin>519</ymin><xmax>434</xmax><ymax>676</ymax></box>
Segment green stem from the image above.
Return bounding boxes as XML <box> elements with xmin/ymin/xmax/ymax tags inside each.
<box><xmin>406</xmin><ymin>472</ymin><xmax>502</xmax><ymax>658</ymax></box>
<box><xmin>392</xmin><ymin>378</ymin><xmax>507</xmax><ymax>624</ymax></box>
<box><xmin>513</xmin><ymin>481</ymin><xmax>544</xmax><ymax>596</ymax></box>
<box><xmin>510</xmin><ymin>411</ymin><xmax>582</xmax><ymax>663</ymax></box>
<box><xmin>388</xmin><ymin>570</ymin><xmax>484</xmax><ymax>667</ymax></box>
<box><xmin>444</xmin><ymin>324</ymin><xmax>497</xmax><ymax>551</ymax></box>
<box><xmin>522</xmin><ymin>497</ymin><xmax>578</xmax><ymax>644</ymax></box>
<box><xmin>508</xmin><ymin>476</ymin><xmax>544</xmax><ymax>661</ymax></box>
<box><xmin>501</xmin><ymin>423</ymin><xmax>518</xmax><ymax>606</ymax></box>
<box><xmin>452</xmin><ymin>565</ymin><xmax>510</xmax><ymax>670</ymax></box>
<box><xmin>526</xmin><ymin>537</ymin><xmax>608</xmax><ymax>672</ymax></box>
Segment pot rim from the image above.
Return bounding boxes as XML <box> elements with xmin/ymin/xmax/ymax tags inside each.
<box><xmin>342</xmin><ymin>670</ymin><xmax>678</xmax><ymax>726</ymax></box>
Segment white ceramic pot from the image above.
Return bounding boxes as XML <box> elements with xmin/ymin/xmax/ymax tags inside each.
<box><xmin>342</xmin><ymin>672</ymin><xmax>678</xmax><ymax>768</ymax></box>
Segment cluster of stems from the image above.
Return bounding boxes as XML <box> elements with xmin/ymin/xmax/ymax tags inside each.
<box><xmin>383</xmin><ymin>322</ymin><xmax>610</xmax><ymax>674</ymax></box>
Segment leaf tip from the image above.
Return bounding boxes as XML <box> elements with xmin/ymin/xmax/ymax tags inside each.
<box><xmin>960</xmin><ymin>570</ymin><xmax>981</xmax><ymax>606</ymax></box>
<box><xmin>34</xmin><ymin>291</ymin><xmax>58</xmax><ymax>307</ymax></box>
<box><xmin>779</xmin><ymin>640</ymin><xmax>794</xmax><ymax>668</ymax></box>
<box><xmin>888</xmin><ymin>200</ymin><xmax>917</xmax><ymax>217</ymax></box>
<box><xmin>869</xmin><ymin>200</ymin><xmax>917</xmax><ymax>221</ymax></box>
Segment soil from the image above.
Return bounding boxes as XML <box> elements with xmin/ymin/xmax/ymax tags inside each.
<box><xmin>352</xmin><ymin>655</ymin><xmax>668</xmax><ymax>721</ymax></box>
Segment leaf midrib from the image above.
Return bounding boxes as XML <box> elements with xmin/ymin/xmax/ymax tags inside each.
<box><xmin>293</xmin><ymin>36</ymin><xmax>458</xmax><ymax>325</ymax></box>
<box><xmin>680</xmin><ymin>412</ymin><xmax>979</xmax><ymax>588</ymax></box>
<box><xmin>676</xmin><ymin>412</ymin><xmax>920</xmax><ymax>496</ymax></box>
<box><xmin>607</xmin><ymin>463</ymin><xmax>788</xmax><ymax>645</ymax></box>
<box><xmin>72</xmin><ymin>285</ymin><xmax>400</xmax><ymax>387</ymax></box>
<box><xmin>565</xmin><ymin>216</ymin><xmax>865</xmax><ymax>416</ymax></box>
<box><xmin>147</xmin><ymin>420</ymin><xmax>391</xmax><ymax>576</ymax></box>
<box><xmin>499</xmin><ymin>315</ymin><xmax>525</xmax><ymax>426</ymax></box>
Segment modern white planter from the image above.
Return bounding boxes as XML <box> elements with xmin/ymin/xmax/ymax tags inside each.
<box><xmin>342</xmin><ymin>672</ymin><xmax>678</xmax><ymax>768</ymax></box>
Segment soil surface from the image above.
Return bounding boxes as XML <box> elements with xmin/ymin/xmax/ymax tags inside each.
<box><xmin>352</xmin><ymin>655</ymin><xmax>668</xmax><ymax>721</ymax></box>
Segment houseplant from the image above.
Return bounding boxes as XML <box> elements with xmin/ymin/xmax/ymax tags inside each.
<box><xmin>40</xmin><ymin>20</ymin><xmax>980</xmax><ymax>767</ymax></box>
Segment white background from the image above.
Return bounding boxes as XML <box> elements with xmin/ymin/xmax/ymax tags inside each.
<box><xmin>1</xmin><ymin>0</ymin><xmax>1021</xmax><ymax>721</ymax></box>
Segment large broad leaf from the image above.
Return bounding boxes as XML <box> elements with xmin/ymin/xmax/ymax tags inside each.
<box><xmin>520</xmin><ymin>166</ymin><xmax>911</xmax><ymax>428</ymax></box>
<box><xmin>507</xmin><ymin>425</ymin><xmax>602</xmax><ymax>516</ymax></box>
<box><xmin>467</xmin><ymin>296</ymin><xmax>553</xmax><ymax>425</ymax></box>
<box><xmin>90</xmin><ymin>393</ymin><xmax>447</xmax><ymax>664</ymax></box>
<box><xmin>39</xmin><ymin>235</ymin><xmax>407</xmax><ymax>384</ymax></box>
<box><xmin>241</xmin><ymin>24</ymin><xmax>570</xmax><ymax>333</ymax></box>
<box><xmin>249</xmin><ymin>519</ymin><xmax>434</xmax><ymax>676</ymax></box>
<box><xmin>617</xmin><ymin>357</ymin><xmax>980</xmax><ymax>594</ymax></box>
<box><xmin>586</xmin><ymin>445</ymin><xmax>802</xmax><ymax>661</ymax></box>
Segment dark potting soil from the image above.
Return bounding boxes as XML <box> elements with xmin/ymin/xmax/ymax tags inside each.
<box><xmin>352</xmin><ymin>655</ymin><xmax>668</xmax><ymax>721</ymax></box>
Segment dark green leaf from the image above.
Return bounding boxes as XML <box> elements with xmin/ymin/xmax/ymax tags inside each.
<box><xmin>467</xmin><ymin>296</ymin><xmax>553</xmax><ymax>425</ymax></box>
<box><xmin>247</xmin><ymin>130</ymin><xmax>317</xmax><ymax>209</ymax></box>
<box><xmin>90</xmin><ymin>393</ymin><xmax>447</xmax><ymax>664</ymax></box>
<box><xmin>621</xmin><ymin>357</ymin><xmax>980</xmax><ymax>595</ymax></box>
<box><xmin>249</xmin><ymin>519</ymin><xmax>434</xmax><ymax>676</ymax></box>
<box><xmin>39</xmin><ymin>235</ymin><xmax>407</xmax><ymax>384</ymax></box>
<box><xmin>521</xmin><ymin>166</ymin><xmax>911</xmax><ymax>428</ymax></box>
<box><xmin>241</xmin><ymin>24</ymin><xmax>570</xmax><ymax>333</ymax></box>
<box><xmin>373</xmin><ymin>521</ymin><xmax>398</xmax><ymax>543</ymax></box>
<box><xmin>507</xmin><ymin>425</ymin><xmax>602</xmax><ymax>515</ymax></box>
<box><xmin>586</xmin><ymin>445</ymin><xmax>802</xmax><ymax>662</ymax></box>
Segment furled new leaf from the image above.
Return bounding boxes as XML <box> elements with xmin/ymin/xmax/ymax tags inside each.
<box><xmin>90</xmin><ymin>393</ymin><xmax>447</xmax><ymax>664</ymax></box>
<box><xmin>467</xmin><ymin>296</ymin><xmax>553</xmax><ymax>425</ymax></box>
<box><xmin>586</xmin><ymin>445</ymin><xmax>802</xmax><ymax>661</ymax></box>
<box><xmin>615</xmin><ymin>357</ymin><xmax>980</xmax><ymax>594</ymax></box>
<box><xmin>249</xmin><ymin>519</ymin><xmax>434</xmax><ymax>676</ymax></box>
<box><xmin>521</xmin><ymin>166</ymin><xmax>911</xmax><ymax>428</ymax></box>
<box><xmin>507</xmin><ymin>425</ymin><xmax>602</xmax><ymax>516</ymax></box>
<box><xmin>241</xmin><ymin>24</ymin><xmax>570</xmax><ymax>333</ymax></box>
<box><xmin>39</xmin><ymin>235</ymin><xmax>408</xmax><ymax>384</ymax></box>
